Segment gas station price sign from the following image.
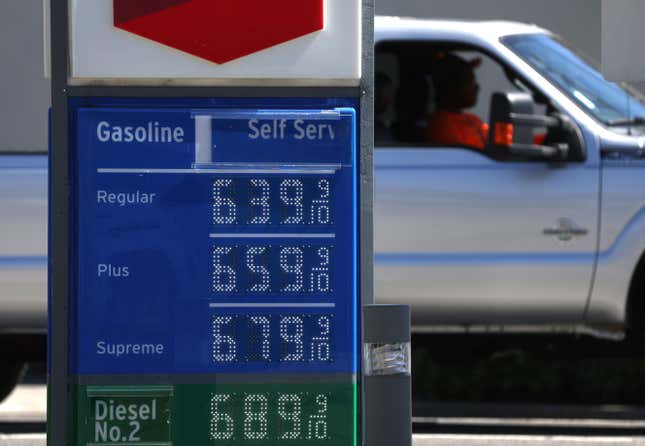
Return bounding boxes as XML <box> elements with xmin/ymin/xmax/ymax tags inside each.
<box><xmin>70</xmin><ymin>103</ymin><xmax>358</xmax><ymax>446</ymax></box>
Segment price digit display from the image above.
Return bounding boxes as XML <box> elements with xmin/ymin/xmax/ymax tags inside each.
<box><xmin>212</xmin><ymin>315</ymin><xmax>333</xmax><ymax>364</ymax></box>
<box><xmin>211</xmin><ymin>178</ymin><xmax>335</xmax><ymax>227</ymax></box>
<box><xmin>249</xmin><ymin>316</ymin><xmax>271</xmax><ymax>362</ymax></box>
<box><xmin>212</xmin><ymin>247</ymin><xmax>238</xmax><ymax>293</ymax></box>
<box><xmin>278</xmin><ymin>394</ymin><xmax>301</xmax><ymax>439</ymax></box>
<box><xmin>209</xmin><ymin>392</ymin><xmax>330</xmax><ymax>442</ymax></box>
<box><xmin>243</xmin><ymin>394</ymin><xmax>269</xmax><ymax>440</ymax></box>
<box><xmin>249</xmin><ymin>179</ymin><xmax>271</xmax><ymax>224</ymax></box>
<box><xmin>280</xmin><ymin>179</ymin><xmax>304</xmax><ymax>224</ymax></box>
<box><xmin>280</xmin><ymin>247</ymin><xmax>304</xmax><ymax>292</ymax></box>
<box><xmin>310</xmin><ymin>247</ymin><xmax>331</xmax><ymax>293</ymax></box>
<box><xmin>210</xmin><ymin>394</ymin><xmax>235</xmax><ymax>440</ymax></box>
<box><xmin>213</xmin><ymin>179</ymin><xmax>237</xmax><ymax>224</ymax></box>
<box><xmin>310</xmin><ymin>316</ymin><xmax>332</xmax><ymax>362</ymax></box>
<box><xmin>212</xmin><ymin>245</ymin><xmax>334</xmax><ymax>294</ymax></box>
<box><xmin>247</xmin><ymin>247</ymin><xmax>271</xmax><ymax>292</ymax></box>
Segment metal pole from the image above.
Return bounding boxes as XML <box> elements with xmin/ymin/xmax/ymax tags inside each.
<box><xmin>363</xmin><ymin>305</ymin><xmax>412</xmax><ymax>446</ymax></box>
<box><xmin>360</xmin><ymin>0</ymin><xmax>375</xmax><ymax>445</ymax></box>
<box><xmin>48</xmin><ymin>0</ymin><xmax>70</xmax><ymax>444</ymax></box>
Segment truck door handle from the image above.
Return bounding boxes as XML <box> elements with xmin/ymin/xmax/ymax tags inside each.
<box><xmin>543</xmin><ymin>218</ymin><xmax>588</xmax><ymax>242</ymax></box>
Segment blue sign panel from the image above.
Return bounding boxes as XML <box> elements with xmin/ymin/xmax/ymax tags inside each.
<box><xmin>72</xmin><ymin>106</ymin><xmax>357</xmax><ymax>376</ymax></box>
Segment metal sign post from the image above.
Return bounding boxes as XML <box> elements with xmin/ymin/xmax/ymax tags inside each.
<box><xmin>47</xmin><ymin>1</ymin><xmax>407</xmax><ymax>446</ymax></box>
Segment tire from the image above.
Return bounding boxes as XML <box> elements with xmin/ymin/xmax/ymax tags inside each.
<box><xmin>0</xmin><ymin>362</ymin><xmax>27</xmax><ymax>403</ymax></box>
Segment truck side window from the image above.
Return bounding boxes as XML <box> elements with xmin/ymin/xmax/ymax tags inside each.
<box><xmin>375</xmin><ymin>41</ymin><xmax>543</xmax><ymax>154</ymax></box>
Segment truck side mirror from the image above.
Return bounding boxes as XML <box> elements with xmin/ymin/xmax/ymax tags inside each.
<box><xmin>486</xmin><ymin>92</ymin><xmax>586</xmax><ymax>162</ymax></box>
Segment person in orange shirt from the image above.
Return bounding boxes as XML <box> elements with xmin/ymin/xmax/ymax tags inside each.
<box><xmin>427</xmin><ymin>53</ymin><xmax>489</xmax><ymax>150</ymax></box>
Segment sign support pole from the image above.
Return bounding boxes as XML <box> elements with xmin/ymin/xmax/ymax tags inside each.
<box><xmin>360</xmin><ymin>1</ymin><xmax>376</xmax><ymax>445</ymax></box>
<box><xmin>363</xmin><ymin>305</ymin><xmax>412</xmax><ymax>446</ymax></box>
<box><xmin>49</xmin><ymin>1</ymin><xmax>70</xmax><ymax>445</ymax></box>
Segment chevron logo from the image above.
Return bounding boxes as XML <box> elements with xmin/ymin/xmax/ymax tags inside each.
<box><xmin>113</xmin><ymin>0</ymin><xmax>325</xmax><ymax>64</ymax></box>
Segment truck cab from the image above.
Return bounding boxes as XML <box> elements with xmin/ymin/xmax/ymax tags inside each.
<box><xmin>374</xmin><ymin>17</ymin><xmax>645</xmax><ymax>340</ymax></box>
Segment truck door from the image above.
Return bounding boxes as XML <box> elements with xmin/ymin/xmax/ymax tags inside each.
<box><xmin>373</xmin><ymin>43</ymin><xmax>599</xmax><ymax>328</ymax></box>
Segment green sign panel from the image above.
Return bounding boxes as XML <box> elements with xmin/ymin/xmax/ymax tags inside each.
<box><xmin>74</xmin><ymin>383</ymin><xmax>355</xmax><ymax>446</ymax></box>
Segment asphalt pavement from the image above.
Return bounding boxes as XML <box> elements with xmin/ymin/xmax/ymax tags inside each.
<box><xmin>0</xmin><ymin>386</ymin><xmax>45</xmax><ymax>424</ymax></box>
<box><xmin>0</xmin><ymin>436</ymin><xmax>43</xmax><ymax>446</ymax></box>
<box><xmin>414</xmin><ymin>434</ymin><xmax>645</xmax><ymax>445</ymax></box>
<box><xmin>1</xmin><ymin>433</ymin><xmax>645</xmax><ymax>445</ymax></box>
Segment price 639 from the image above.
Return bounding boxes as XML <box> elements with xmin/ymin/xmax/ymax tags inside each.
<box><xmin>213</xmin><ymin>178</ymin><xmax>333</xmax><ymax>226</ymax></box>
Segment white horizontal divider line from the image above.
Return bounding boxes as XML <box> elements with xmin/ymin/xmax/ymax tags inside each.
<box><xmin>209</xmin><ymin>303</ymin><xmax>336</xmax><ymax>308</ymax></box>
<box><xmin>209</xmin><ymin>233</ymin><xmax>335</xmax><ymax>239</ymax></box>
<box><xmin>97</xmin><ymin>168</ymin><xmax>337</xmax><ymax>174</ymax></box>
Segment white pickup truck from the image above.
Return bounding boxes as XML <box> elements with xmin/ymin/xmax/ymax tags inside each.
<box><xmin>373</xmin><ymin>17</ymin><xmax>645</xmax><ymax>341</ymax></box>
<box><xmin>3</xmin><ymin>16</ymin><xmax>645</xmax><ymax>399</ymax></box>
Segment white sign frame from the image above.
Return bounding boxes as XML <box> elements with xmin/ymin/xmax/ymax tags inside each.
<box><xmin>69</xmin><ymin>0</ymin><xmax>361</xmax><ymax>86</ymax></box>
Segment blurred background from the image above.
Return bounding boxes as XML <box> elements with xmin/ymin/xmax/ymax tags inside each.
<box><xmin>0</xmin><ymin>0</ymin><xmax>614</xmax><ymax>153</ymax></box>
<box><xmin>5</xmin><ymin>0</ymin><xmax>645</xmax><ymax>429</ymax></box>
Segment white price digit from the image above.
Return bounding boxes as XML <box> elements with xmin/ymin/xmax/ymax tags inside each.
<box><xmin>212</xmin><ymin>316</ymin><xmax>237</xmax><ymax>362</ymax></box>
<box><xmin>280</xmin><ymin>179</ymin><xmax>304</xmax><ymax>224</ymax></box>
<box><xmin>249</xmin><ymin>316</ymin><xmax>271</xmax><ymax>362</ymax></box>
<box><xmin>309</xmin><ymin>179</ymin><xmax>331</xmax><ymax>225</ymax></box>
<box><xmin>278</xmin><ymin>393</ymin><xmax>302</xmax><ymax>439</ymax></box>
<box><xmin>213</xmin><ymin>179</ymin><xmax>237</xmax><ymax>224</ymax></box>
<box><xmin>210</xmin><ymin>393</ymin><xmax>235</xmax><ymax>440</ymax></box>
<box><xmin>309</xmin><ymin>315</ymin><xmax>332</xmax><ymax>362</ymax></box>
<box><xmin>280</xmin><ymin>247</ymin><xmax>304</xmax><ymax>292</ymax></box>
<box><xmin>307</xmin><ymin>394</ymin><xmax>329</xmax><ymax>440</ymax></box>
<box><xmin>280</xmin><ymin>316</ymin><xmax>304</xmax><ymax>362</ymax></box>
<box><xmin>212</xmin><ymin>246</ymin><xmax>237</xmax><ymax>292</ymax></box>
<box><xmin>309</xmin><ymin>246</ymin><xmax>331</xmax><ymax>293</ymax></box>
<box><xmin>243</xmin><ymin>394</ymin><xmax>269</xmax><ymax>440</ymax></box>
<box><xmin>249</xmin><ymin>179</ymin><xmax>271</xmax><ymax>224</ymax></box>
<box><xmin>246</xmin><ymin>247</ymin><xmax>270</xmax><ymax>292</ymax></box>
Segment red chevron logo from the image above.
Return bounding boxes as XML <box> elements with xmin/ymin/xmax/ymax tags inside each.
<box><xmin>113</xmin><ymin>0</ymin><xmax>325</xmax><ymax>64</ymax></box>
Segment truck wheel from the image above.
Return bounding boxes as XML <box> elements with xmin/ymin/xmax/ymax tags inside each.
<box><xmin>0</xmin><ymin>362</ymin><xmax>26</xmax><ymax>403</ymax></box>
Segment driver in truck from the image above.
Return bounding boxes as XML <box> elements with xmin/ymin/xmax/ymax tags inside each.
<box><xmin>426</xmin><ymin>52</ymin><xmax>489</xmax><ymax>149</ymax></box>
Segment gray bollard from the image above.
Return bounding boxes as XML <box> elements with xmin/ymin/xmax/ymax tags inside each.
<box><xmin>363</xmin><ymin>304</ymin><xmax>412</xmax><ymax>446</ymax></box>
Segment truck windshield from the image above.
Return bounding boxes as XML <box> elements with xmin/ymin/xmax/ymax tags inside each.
<box><xmin>503</xmin><ymin>33</ymin><xmax>645</xmax><ymax>127</ymax></box>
